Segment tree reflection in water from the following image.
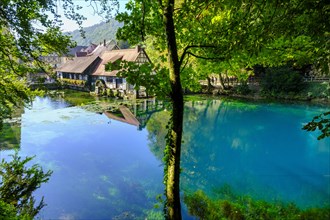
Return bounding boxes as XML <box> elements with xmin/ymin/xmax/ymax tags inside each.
<box><xmin>146</xmin><ymin>98</ymin><xmax>330</xmax><ymax>216</ymax></box>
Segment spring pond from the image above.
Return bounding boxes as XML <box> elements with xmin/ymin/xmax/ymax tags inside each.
<box><xmin>0</xmin><ymin>92</ymin><xmax>329</xmax><ymax>219</ymax></box>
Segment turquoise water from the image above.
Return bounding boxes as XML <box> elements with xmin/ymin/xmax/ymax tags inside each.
<box><xmin>0</xmin><ymin>95</ymin><xmax>329</xmax><ymax>219</ymax></box>
<box><xmin>180</xmin><ymin>99</ymin><xmax>330</xmax><ymax>208</ymax></box>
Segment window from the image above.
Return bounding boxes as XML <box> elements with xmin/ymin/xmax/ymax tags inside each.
<box><xmin>106</xmin><ymin>77</ymin><xmax>112</xmax><ymax>82</ymax></box>
<box><xmin>116</xmin><ymin>78</ymin><xmax>123</xmax><ymax>84</ymax></box>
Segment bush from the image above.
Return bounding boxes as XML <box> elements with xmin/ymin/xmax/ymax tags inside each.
<box><xmin>261</xmin><ymin>66</ymin><xmax>305</xmax><ymax>96</ymax></box>
<box><xmin>0</xmin><ymin>152</ymin><xmax>52</xmax><ymax>218</ymax></box>
<box><xmin>304</xmin><ymin>82</ymin><xmax>330</xmax><ymax>99</ymax></box>
<box><xmin>234</xmin><ymin>82</ymin><xmax>251</xmax><ymax>95</ymax></box>
<box><xmin>0</xmin><ymin>200</ymin><xmax>18</xmax><ymax>220</ymax></box>
<box><xmin>36</xmin><ymin>77</ymin><xmax>46</xmax><ymax>84</ymax></box>
<box><xmin>60</xmin><ymin>78</ymin><xmax>86</xmax><ymax>87</ymax></box>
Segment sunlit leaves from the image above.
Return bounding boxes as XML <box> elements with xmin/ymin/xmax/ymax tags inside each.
<box><xmin>116</xmin><ymin>0</ymin><xmax>163</xmax><ymax>45</ymax></box>
<box><xmin>0</xmin><ymin>0</ymin><xmax>85</xmax><ymax>129</ymax></box>
<box><xmin>105</xmin><ymin>60</ymin><xmax>171</xmax><ymax>98</ymax></box>
<box><xmin>211</xmin><ymin>10</ymin><xmax>231</xmax><ymax>24</ymax></box>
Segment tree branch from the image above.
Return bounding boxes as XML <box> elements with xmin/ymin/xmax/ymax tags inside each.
<box><xmin>179</xmin><ymin>45</ymin><xmax>218</xmax><ymax>66</ymax></box>
<box><xmin>186</xmin><ymin>51</ymin><xmax>226</xmax><ymax>61</ymax></box>
<box><xmin>180</xmin><ymin>53</ymin><xmax>190</xmax><ymax>73</ymax></box>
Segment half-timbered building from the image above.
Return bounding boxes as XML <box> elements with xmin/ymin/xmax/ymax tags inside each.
<box><xmin>57</xmin><ymin>42</ymin><xmax>150</xmax><ymax>94</ymax></box>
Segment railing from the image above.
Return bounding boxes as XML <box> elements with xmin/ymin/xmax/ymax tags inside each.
<box><xmin>303</xmin><ymin>77</ymin><xmax>330</xmax><ymax>82</ymax></box>
<box><xmin>201</xmin><ymin>76</ymin><xmax>330</xmax><ymax>87</ymax></box>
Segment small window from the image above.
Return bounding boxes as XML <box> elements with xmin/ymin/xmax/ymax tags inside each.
<box><xmin>116</xmin><ymin>78</ymin><xmax>123</xmax><ymax>84</ymax></box>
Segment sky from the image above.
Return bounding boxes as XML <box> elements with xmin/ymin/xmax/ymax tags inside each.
<box><xmin>57</xmin><ymin>0</ymin><xmax>129</xmax><ymax>32</ymax></box>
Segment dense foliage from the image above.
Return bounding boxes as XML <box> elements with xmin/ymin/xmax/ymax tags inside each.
<box><xmin>0</xmin><ymin>153</ymin><xmax>52</xmax><ymax>218</ymax></box>
<box><xmin>113</xmin><ymin>0</ymin><xmax>330</xmax><ymax>218</ymax></box>
<box><xmin>184</xmin><ymin>189</ymin><xmax>330</xmax><ymax>220</ymax></box>
<box><xmin>1</xmin><ymin>0</ymin><xmax>329</xmax><ymax>219</ymax></box>
<box><xmin>260</xmin><ymin>66</ymin><xmax>306</xmax><ymax>96</ymax></box>
<box><xmin>0</xmin><ymin>0</ymin><xmax>76</xmax><ymax>129</ymax></box>
<box><xmin>0</xmin><ymin>0</ymin><xmax>120</xmax><ymax>129</ymax></box>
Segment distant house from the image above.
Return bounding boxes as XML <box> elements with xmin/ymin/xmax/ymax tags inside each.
<box><xmin>91</xmin><ymin>46</ymin><xmax>150</xmax><ymax>90</ymax></box>
<box><xmin>39</xmin><ymin>45</ymin><xmax>89</xmax><ymax>69</ymax></box>
<box><xmin>57</xmin><ymin>41</ymin><xmax>151</xmax><ymax>95</ymax></box>
<box><xmin>27</xmin><ymin>45</ymin><xmax>91</xmax><ymax>84</ymax></box>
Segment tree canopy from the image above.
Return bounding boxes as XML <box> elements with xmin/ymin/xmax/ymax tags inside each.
<box><xmin>114</xmin><ymin>0</ymin><xmax>329</xmax><ymax>219</ymax></box>
<box><xmin>117</xmin><ymin>0</ymin><xmax>329</xmax><ymax>85</ymax></box>
<box><xmin>0</xmin><ymin>0</ymin><xmax>74</xmax><ymax>128</ymax></box>
<box><xmin>0</xmin><ymin>0</ymin><xmax>120</xmax><ymax>129</ymax></box>
<box><xmin>0</xmin><ymin>0</ymin><xmax>328</xmax><ymax>219</ymax></box>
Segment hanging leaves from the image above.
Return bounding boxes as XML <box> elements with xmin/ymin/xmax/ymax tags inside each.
<box><xmin>303</xmin><ymin>111</ymin><xmax>330</xmax><ymax>140</ymax></box>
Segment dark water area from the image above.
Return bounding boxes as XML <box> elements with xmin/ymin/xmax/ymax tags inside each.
<box><xmin>0</xmin><ymin>93</ymin><xmax>329</xmax><ymax>219</ymax></box>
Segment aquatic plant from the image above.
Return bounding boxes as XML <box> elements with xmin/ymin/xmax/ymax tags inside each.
<box><xmin>184</xmin><ymin>189</ymin><xmax>330</xmax><ymax>220</ymax></box>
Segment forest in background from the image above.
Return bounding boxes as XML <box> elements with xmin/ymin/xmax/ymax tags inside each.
<box><xmin>66</xmin><ymin>20</ymin><xmax>122</xmax><ymax>46</ymax></box>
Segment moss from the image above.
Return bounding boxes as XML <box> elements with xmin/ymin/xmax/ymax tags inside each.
<box><xmin>144</xmin><ymin>210</ymin><xmax>164</xmax><ymax>220</ymax></box>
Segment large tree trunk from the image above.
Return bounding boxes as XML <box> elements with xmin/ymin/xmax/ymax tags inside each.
<box><xmin>206</xmin><ymin>76</ymin><xmax>214</xmax><ymax>93</ymax></box>
<box><xmin>162</xmin><ymin>0</ymin><xmax>183</xmax><ymax>219</ymax></box>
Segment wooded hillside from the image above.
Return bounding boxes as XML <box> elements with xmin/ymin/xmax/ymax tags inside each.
<box><xmin>67</xmin><ymin>20</ymin><xmax>122</xmax><ymax>46</ymax></box>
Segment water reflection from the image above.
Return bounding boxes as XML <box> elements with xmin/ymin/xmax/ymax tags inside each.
<box><xmin>1</xmin><ymin>95</ymin><xmax>165</xmax><ymax>219</ymax></box>
<box><xmin>0</xmin><ymin>123</ymin><xmax>21</xmax><ymax>150</ymax></box>
<box><xmin>1</xmin><ymin>106</ymin><xmax>24</xmax><ymax>151</ymax></box>
<box><xmin>0</xmin><ymin>95</ymin><xmax>329</xmax><ymax>219</ymax></box>
<box><xmin>103</xmin><ymin>98</ymin><xmax>166</xmax><ymax>130</ymax></box>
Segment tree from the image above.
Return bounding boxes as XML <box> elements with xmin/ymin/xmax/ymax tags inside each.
<box><xmin>0</xmin><ymin>0</ymin><xmax>118</xmax><ymax>218</ymax></box>
<box><xmin>0</xmin><ymin>0</ymin><xmax>119</xmax><ymax>129</ymax></box>
<box><xmin>115</xmin><ymin>0</ymin><xmax>329</xmax><ymax>219</ymax></box>
<box><xmin>0</xmin><ymin>0</ymin><xmax>75</xmax><ymax>129</ymax></box>
<box><xmin>108</xmin><ymin>60</ymin><xmax>171</xmax><ymax>98</ymax></box>
<box><xmin>0</xmin><ymin>152</ymin><xmax>52</xmax><ymax>218</ymax></box>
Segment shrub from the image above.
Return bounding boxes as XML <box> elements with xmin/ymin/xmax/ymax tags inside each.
<box><xmin>36</xmin><ymin>77</ymin><xmax>46</xmax><ymax>84</ymax></box>
<box><xmin>0</xmin><ymin>200</ymin><xmax>18</xmax><ymax>220</ymax></box>
<box><xmin>0</xmin><ymin>152</ymin><xmax>52</xmax><ymax>218</ymax></box>
<box><xmin>59</xmin><ymin>78</ymin><xmax>86</xmax><ymax>87</ymax></box>
<box><xmin>261</xmin><ymin>66</ymin><xmax>305</xmax><ymax>96</ymax></box>
<box><xmin>234</xmin><ymin>82</ymin><xmax>251</xmax><ymax>95</ymax></box>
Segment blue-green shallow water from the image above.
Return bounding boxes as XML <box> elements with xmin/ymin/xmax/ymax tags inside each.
<box><xmin>0</xmin><ymin>96</ymin><xmax>329</xmax><ymax>219</ymax></box>
<box><xmin>180</xmin><ymin>99</ymin><xmax>329</xmax><ymax>209</ymax></box>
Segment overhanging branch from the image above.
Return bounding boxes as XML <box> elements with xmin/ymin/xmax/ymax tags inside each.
<box><xmin>180</xmin><ymin>53</ymin><xmax>190</xmax><ymax>73</ymax></box>
<box><xmin>187</xmin><ymin>51</ymin><xmax>225</xmax><ymax>61</ymax></box>
<box><xmin>179</xmin><ymin>45</ymin><xmax>218</xmax><ymax>66</ymax></box>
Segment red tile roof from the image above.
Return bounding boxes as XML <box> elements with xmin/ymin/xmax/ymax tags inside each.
<box><xmin>92</xmin><ymin>48</ymin><xmax>141</xmax><ymax>77</ymax></box>
<box><xmin>57</xmin><ymin>55</ymin><xmax>100</xmax><ymax>73</ymax></box>
<box><xmin>58</xmin><ymin>46</ymin><xmax>145</xmax><ymax>76</ymax></box>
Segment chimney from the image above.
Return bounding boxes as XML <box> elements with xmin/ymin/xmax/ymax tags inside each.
<box><xmin>104</xmin><ymin>39</ymin><xmax>106</xmax><ymax>46</ymax></box>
